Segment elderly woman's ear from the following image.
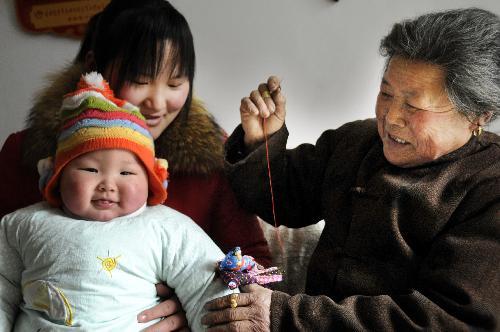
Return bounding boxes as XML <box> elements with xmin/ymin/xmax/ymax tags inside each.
<box><xmin>470</xmin><ymin>111</ymin><xmax>494</xmax><ymax>135</ymax></box>
<box><xmin>466</xmin><ymin>111</ymin><xmax>493</xmax><ymax>132</ymax></box>
<box><xmin>478</xmin><ymin>111</ymin><xmax>494</xmax><ymax>126</ymax></box>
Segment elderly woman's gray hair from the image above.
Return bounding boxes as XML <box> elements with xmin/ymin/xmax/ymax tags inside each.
<box><xmin>380</xmin><ymin>8</ymin><xmax>500</xmax><ymax>121</ymax></box>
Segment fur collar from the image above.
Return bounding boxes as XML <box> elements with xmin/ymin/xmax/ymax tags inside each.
<box><xmin>22</xmin><ymin>63</ymin><xmax>225</xmax><ymax>175</ymax></box>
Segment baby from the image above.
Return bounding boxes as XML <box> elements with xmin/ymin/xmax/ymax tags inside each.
<box><xmin>0</xmin><ymin>73</ymin><xmax>233</xmax><ymax>331</ymax></box>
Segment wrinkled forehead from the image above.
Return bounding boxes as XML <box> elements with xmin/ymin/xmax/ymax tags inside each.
<box><xmin>383</xmin><ymin>57</ymin><xmax>446</xmax><ymax>92</ymax></box>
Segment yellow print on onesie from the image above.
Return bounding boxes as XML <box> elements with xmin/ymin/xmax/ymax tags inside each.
<box><xmin>97</xmin><ymin>250</ymin><xmax>121</xmax><ymax>277</ymax></box>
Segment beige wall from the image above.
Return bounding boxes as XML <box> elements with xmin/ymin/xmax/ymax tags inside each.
<box><xmin>1</xmin><ymin>0</ymin><xmax>499</xmax><ymax>148</ymax></box>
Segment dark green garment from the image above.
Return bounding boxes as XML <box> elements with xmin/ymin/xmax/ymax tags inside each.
<box><xmin>225</xmin><ymin>119</ymin><xmax>500</xmax><ymax>331</ymax></box>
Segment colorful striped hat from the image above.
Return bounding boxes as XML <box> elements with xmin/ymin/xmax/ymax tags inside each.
<box><xmin>39</xmin><ymin>72</ymin><xmax>168</xmax><ymax>206</ymax></box>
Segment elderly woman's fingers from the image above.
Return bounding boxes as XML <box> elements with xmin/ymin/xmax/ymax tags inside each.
<box><xmin>267</xmin><ymin>76</ymin><xmax>281</xmax><ymax>93</ymax></box>
<box><xmin>240</xmin><ymin>76</ymin><xmax>286</xmax><ymax>148</ymax></box>
<box><xmin>240</xmin><ymin>96</ymin><xmax>267</xmax><ymax>146</ymax></box>
<box><xmin>203</xmin><ymin>285</ymin><xmax>272</xmax><ymax>331</ymax></box>
<box><xmin>240</xmin><ymin>97</ymin><xmax>259</xmax><ymax>117</ymax></box>
<box><xmin>271</xmin><ymin>84</ymin><xmax>286</xmax><ymax>123</ymax></box>
<box><xmin>261</xmin><ymin>77</ymin><xmax>286</xmax><ymax>135</ymax></box>
<box><xmin>250</xmin><ymin>89</ymin><xmax>272</xmax><ymax>118</ymax></box>
<box><xmin>202</xmin><ymin>306</ymin><xmax>253</xmax><ymax>326</ymax></box>
<box><xmin>204</xmin><ymin>292</ymin><xmax>250</xmax><ymax>311</ymax></box>
<box><xmin>137</xmin><ymin>296</ymin><xmax>182</xmax><ymax>323</ymax></box>
<box><xmin>240</xmin><ymin>97</ymin><xmax>266</xmax><ymax>148</ymax></box>
<box><xmin>258</xmin><ymin>83</ymin><xmax>276</xmax><ymax>115</ymax></box>
<box><xmin>241</xmin><ymin>78</ymin><xmax>282</xmax><ymax>120</ymax></box>
<box><xmin>261</xmin><ymin>76</ymin><xmax>286</xmax><ymax>124</ymax></box>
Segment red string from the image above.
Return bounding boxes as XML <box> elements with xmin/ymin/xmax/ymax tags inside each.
<box><xmin>262</xmin><ymin>117</ymin><xmax>285</xmax><ymax>255</ymax></box>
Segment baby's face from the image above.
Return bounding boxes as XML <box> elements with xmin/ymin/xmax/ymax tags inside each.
<box><xmin>59</xmin><ymin>149</ymin><xmax>149</xmax><ymax>221</ymax></box>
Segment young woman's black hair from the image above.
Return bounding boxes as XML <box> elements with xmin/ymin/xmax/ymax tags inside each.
<box><xmin>76</xmin><ymin>0</ymin><xmax>195</xmax><ymax>120</ymax></box>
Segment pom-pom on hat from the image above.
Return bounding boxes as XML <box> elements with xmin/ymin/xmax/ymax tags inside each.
<box><xmin>39</xmin><ymin>72</ymin><xmax>168</xmax><ymax>206</ymax></box>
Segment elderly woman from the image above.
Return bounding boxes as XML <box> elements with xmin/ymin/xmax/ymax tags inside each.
<box><xmin>202</xmin><ymin>7</ymin><xmax>500</xmax><ymax>331</ymax></box>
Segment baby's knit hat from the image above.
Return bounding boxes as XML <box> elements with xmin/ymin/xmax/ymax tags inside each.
<box><xmin>38</xmin><ymin>72</ymin><xmax>168</xmax><ymax>207</ymax></box>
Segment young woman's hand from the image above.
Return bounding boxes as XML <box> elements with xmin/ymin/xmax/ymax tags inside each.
<box><xmin>202</xmin><ymin>284</ymin><xmax>272</xmax><ymax>331</ymax></box>
<box><xmin>240</xmin><ymin>76</ymin><xmax>286</xmax><ymax>149</ymax></box>
<box><xmin>139</xmin><ymin>283</ymin><xmax>190</xmax><ymax>332</ymax></box>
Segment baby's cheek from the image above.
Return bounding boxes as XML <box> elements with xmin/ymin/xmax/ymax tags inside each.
<box><xmin>60</xmin><ymin>185</ymin><xmax>88</xmax><ymax>216</ymax></box>
<box><xmin>60</xmin><ymin>180</ymin><xmax>83</xmax><ymax>202</ymax></box>
<box><xmin>122</xmin><ymin>184</ymin><xmax>149</xmax><ymax>208</ymax></box>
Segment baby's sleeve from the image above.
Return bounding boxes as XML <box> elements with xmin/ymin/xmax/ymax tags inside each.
<box><xmin>160</xmin><ymin>214</ymin><xmax>236</xmax><ymax>332</ymax></box>
<box><xmin>0</xmin><ymin>214</ymin><xmax>24</xmax><ymax>330</ymax></box>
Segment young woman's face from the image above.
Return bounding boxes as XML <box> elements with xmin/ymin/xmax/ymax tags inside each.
<box><xmin>116</xmin><ymin>50</ymin><xmax>190</xmax><ymax>139</ymax></box>
<box><xmin>59</xmin><ymin>149</ymin><xmax>149</xmax><ymax>221</ymax></box>
<box><xmin>375</xmin><ymin>56</ymin><xmax>474</xmax><ymax>168</ymax></box>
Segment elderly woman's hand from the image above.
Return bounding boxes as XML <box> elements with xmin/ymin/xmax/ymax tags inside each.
<box><xmin>138</xmin><ymin>283</ymin><xmax>190</xmax><ymax>332</ymax></box>
<box><xmin>240</xmin><ymin>76</ymin><xmax>286</xmax><ymax>149</ymax></box>
<box><xmin>202</xmin><ymin>284</ymin><xmax>272</xmax><ymax>332</ymax></box>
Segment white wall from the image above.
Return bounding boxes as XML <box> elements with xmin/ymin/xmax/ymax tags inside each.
<box><xmin>1</xmin><ymin>0</ymin><xmax>499</xmax><ymax>149</ymax></box>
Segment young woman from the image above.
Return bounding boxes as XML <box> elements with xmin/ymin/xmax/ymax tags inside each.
<box><xmin>0</xmin><ymin>0</ymin><xmax>270</xmax><ymax>330</ymax></box>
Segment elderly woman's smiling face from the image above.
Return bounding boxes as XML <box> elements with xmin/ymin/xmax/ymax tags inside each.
<box><xmin>376</xmin><ymin>56</ymin><xmax>474</xmax><ymax>168</ymax></box>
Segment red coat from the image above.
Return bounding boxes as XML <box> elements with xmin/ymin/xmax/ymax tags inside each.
<box><xmin>0</xmin><ymin>63</ymin><xmax>271</xmax><ymax>266</ymax></box>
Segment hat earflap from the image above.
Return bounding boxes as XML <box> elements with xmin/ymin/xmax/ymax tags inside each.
<box><xmin>154</xmin><ymin>158</ymin><xmax>169</xmax><ymax>189</ymax></box>
<box><xmin>37</xmin><ymin>157</ymin><xmax>54</xmax><ymax>192</ymax></box>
